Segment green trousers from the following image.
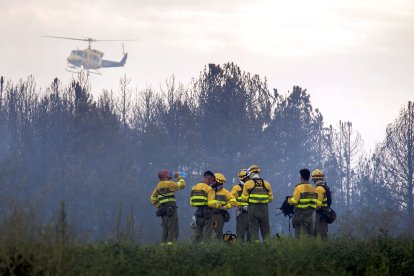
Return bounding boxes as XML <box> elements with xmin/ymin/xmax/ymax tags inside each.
<box><xmin>194</xmin><ymin>208</ymin><xmax>214</xmax><ymax>243</ymax></box>
<box><xmin>314</xmin><ymin>210</ymin><xmax>328</xmax><ymax>239</ymax></box>
<box><xmin>236</xmin><ymin>210</ymin><xmax>249</xmax><ymax>242</ymax></box>
<box><xmin>161</xmin><ymin>208</ymin><xmax>179</xmax><ymax>243</ymax></box>
<box><xmin>213</xmin><ymin>213</ymin><xmax>225</xmax><ymax>240</ymax></box>
<box><xmin>292</xmin><ymin>209</ymin><xmax>314</xmax><ymax>238</ymax></box>
<box><xmin>248</xmin><ymin>203</ymin><xmax>270</xmax><ymax>242</ymax></box>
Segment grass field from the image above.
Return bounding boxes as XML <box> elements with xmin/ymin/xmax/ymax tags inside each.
<box><xmin>0</xmin><ymin>206</ymin><xmax>413</xmax><ymax>275</ymax></box>
<box><xmin>1</xmin><ymin>235</ymin><xmax>414</xmax><ymax>275</ymax></box>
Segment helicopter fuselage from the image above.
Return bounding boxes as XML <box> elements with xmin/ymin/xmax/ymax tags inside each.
<box><xmin>67</xmin><ymin>48</ymin><xmax>103</xmax><ymax>69</ymax></box>
<box><xmin>67</xmin><ymin>48</ymin><xmax>127</xmax><ymax>70</ymax></box>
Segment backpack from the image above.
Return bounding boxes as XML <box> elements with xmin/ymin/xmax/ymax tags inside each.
<box><xmin>316</xmin><ymin>182</ymin><xmax>336</xmax><ymax>224</ymax></box>
<box><xmin>322</xmin><ymin>182</ymin><xmax>332</xmax><ymax>208</ymax></box>
<box><xmin>318</xmin><ymin>208</ymin><xmax>337</xmax><ymax>224</ymax></box>
<box><xmin>280</xmin><ymin>196</ymin><xmax>294</xmax><ymax>218</ymax></box>
<box><xmin>223</xmin><ymin>231</ymin><xmax>238</xmax><ymax>244</ymax></box>
<box><xmin>325</xmin><ymin>208</ymin><xmax>336</xmax><ymax>224</ymax></box>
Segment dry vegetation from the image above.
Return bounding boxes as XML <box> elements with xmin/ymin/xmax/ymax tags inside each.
<box><xmin>0</xmin><ymin>206</ymin><xmax>413</xmax><ymax>276</ymax></box>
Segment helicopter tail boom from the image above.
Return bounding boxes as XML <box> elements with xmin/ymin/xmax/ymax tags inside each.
<box><xmin>101</xmin><ymin>53</ymin><xmax>128</xmax><ymax>68</ymax></box>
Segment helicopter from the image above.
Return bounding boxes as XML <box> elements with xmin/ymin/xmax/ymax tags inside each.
<box><xmin>43</xmin><ymin>36</ymin><xmax>136</xmax><ymax>75</ymax></box>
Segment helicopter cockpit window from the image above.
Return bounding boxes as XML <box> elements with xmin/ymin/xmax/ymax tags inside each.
<box><xmin>71</xmin><ymin>50</ymin><xmax>83</xmax><ymax>56</ymax></box>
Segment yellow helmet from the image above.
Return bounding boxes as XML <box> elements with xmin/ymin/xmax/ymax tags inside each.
<box><xmin>214</xmin><ymin>173</ymin><xmax>227</xmax><ymax>184</ymax></box>
<box><xmin>311</xmin><ymin>169</ymin><xmax>325</xmax><ymax>180</ymax></box>
<box><xmin>248</xmin><ymin>165</ymin><xmax>261</xmax><ymax>176</ymax></box>
<box><xmin>238</xmin><ymin>169</ymin><xmax>248</xmax><ymax>181</ymax></box>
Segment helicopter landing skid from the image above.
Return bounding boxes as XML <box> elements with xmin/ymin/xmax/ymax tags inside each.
<box><xmin>65</xmin><ymin>67</ymin><xmax>81</xmax><ymax>74</ymax></box>
<box><xmin>87</xmin><ymin>69</ymin><xmax>102</xmax><ymax>75</ymax></box>
<box><xmin>65</xmin><ymin>67</ymin><xmax>102</xmax><ymax>75</ymax></box>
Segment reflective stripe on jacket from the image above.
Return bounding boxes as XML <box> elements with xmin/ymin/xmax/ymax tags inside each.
<box><xmin>242</xmin><ymin>178</ymin><xmax>273</xmax><ymax>204</ymax></box>
<box><xmin>315</xmin><ymin>184</ymin><xmax>328</xmax><ymax>207</ymax></box>
<box><xmin>190</xmin><ymin>183</ymin><xmax>221</xmax><ymax>208</ymax></box>
<box><xmin>150</xmin><ymin>177</ymin><xmax>185</xmax><ymax>207</ymax></box>
<box><xmin>231</xmin><ymin>184</ymin><xmax>248</xmax><ymax>206</ymax></box>
<box><xmin>215</xmin><ymin>186</ymin><xmax>237</xmax><ymax>209</ymax></box>
<box><xmin>288</xmin><ymin>182</ymin><xmax>317</xmax><ymax>210</ymax></box>
<box><xmin>157</xmin><ymin>188</ymin><xmax>176</xmax><ymax>204</ymax></box>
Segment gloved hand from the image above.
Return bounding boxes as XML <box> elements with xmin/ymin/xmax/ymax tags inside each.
<box><xmin>191</xmin><ymin>216</ymin><xmax>197</xmax><ymax>229</ymax></box>
<box><xmin>235</xmin><ymin>208</ymin><xmax>242</xmax><ymax>217</ymax></box>
<box><xmin>243</xmin><ymin>206</ymin><xmax>248</xmax><ymax>212</ymax></box>
<box><xmin>212</xmin><ymin>220</ymin><xmax>217</xmax><ymax>230</ymax></box>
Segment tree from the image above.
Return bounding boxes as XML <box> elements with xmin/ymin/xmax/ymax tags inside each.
<box><xmin>263</xmin><ymin>86</ymin><xmax>331</xmax><ymax>197</ymax></box>
<box><xmin>193</xmin><ymin>62</ymin><xmax>273</xmax><ymax>172</ymax></box>
<box><xmin>333</xmin><ymin>121</ymin><xmax>364</xmax><ymax>210</ymax></box>
<box><xmin>2</xmin><ymin>64</ymin><xmax>410</xmax><ymax>240</ymax></box>
<box><xmin>377</xmin><ymin>101</ymin><xmax>414</xmax><ymax>226</ymax></box>
<box><xmin>117</xmin><ymin>74</ymin><xmax>132</xmax><ymax>128</ymax></box>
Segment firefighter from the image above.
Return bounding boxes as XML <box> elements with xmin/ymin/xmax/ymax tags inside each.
<box><xmin>231</xmin><ymin>169</ymin><xmax>250</xmax><ymax>242</ymax></box>
<box><xmin>312</xmin><ymin>169</ymin><xmax>330</xmax><ymax>239</ymax></box>
<box><xmin>288</xmin><ymin>168</ymin><xmax>318</xmax><ymax>238</ymax></box>
<box><xmin>212</xmin><ymin>173</ymin><xmax>237</xmax><ymax>240</ymax></box>
<box><xmin>242</xmin><ymin>165</ymin><xmax>273</xmax><ymax>242</ymax></box>
<box><xmin>150</xmin><ymin>169</ymin><xmax>186</xmax><ymax>245</ymax></box>
<box><xmin>190</xmin><ymin>170</ymin><xmax>222</xmax><ymax>243</ymax></box>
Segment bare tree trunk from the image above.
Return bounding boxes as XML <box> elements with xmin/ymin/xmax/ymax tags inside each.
<box><xmin>345</xmin><ymin>122</ymin><xmax>352</xmax><ymax>211</ymax></box>
<box><xmin>335</xmin><ymin>120</ymin><xmax>363</xmax><ymax>211</ymax></box>
<box><xmin>0</xmin><ymin>76</ymin><xmax>3</xmax><ymax>110</ymax></box>
<box><xmin>407</xmin><ymin>101</ymin><xmax>413</xmax><ymax>224</ymax></box>
<box><xmin>338</xmin><ymin>121</ymin><xmax>345</xmax><ymax>207</ymax></box>
<box><xmin>118</xmin><ymin>74</ymin><xmax>131</xmax><ymax>128</ymax></box>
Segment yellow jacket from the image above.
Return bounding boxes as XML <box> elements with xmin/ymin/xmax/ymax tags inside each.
<box><xmin>315</xmin><ymin>183</ymin><xmax>328</xmax><ymax>208</ymax></box>
<box><xmin>288</xmin><ymin>182</ymin><xmax>318</xmax><ymax>210</ymax></box>
<box><xmin>231</xmin><ymin>183</ymin><xmax>248</xmax><ymax>206</ymax></box>
<box><xmin>150</xmin><ymin>177</ymin><xmax>185</xmax><ymax>207</ymax></box>
<box><xmin>242</xmin><ymin>178</ymin><xmax>273</xmax><ymax>204</ymax></box>
<box><xmin>215</xmin><ymin>186</ymin><xmax>237</xmax><ymax>209</ymax></box>
<box><xmin>190</xmin><ymin>182</ymin><xmax>221</xmax><ymax>208</ymax></box>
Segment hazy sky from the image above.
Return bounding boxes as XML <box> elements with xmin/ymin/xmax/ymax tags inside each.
<box><xmin>1</xmin><ymin>0</ymin><xmax>413</xmax><ymax>151</ymax></box>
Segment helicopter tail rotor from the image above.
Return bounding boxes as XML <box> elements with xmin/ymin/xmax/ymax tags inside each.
<box><xmin>120</xmin><ymin>53</ymin><xmax>128</xmax><ymax>66</ymax></box>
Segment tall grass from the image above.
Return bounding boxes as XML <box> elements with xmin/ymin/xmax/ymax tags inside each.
<box><xmin>1</xmin><ymin>235</ymin><xmax>413</xmax><ymax>275</ymax></box>
<box><xmin>0</xmin><ymin>205</ymin><xmax>413</xmax><ymax>275</ymax></box>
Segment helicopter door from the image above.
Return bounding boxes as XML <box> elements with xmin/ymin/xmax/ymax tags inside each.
<box><xmin>94</xmin><ymin>55</ymin><xmax>101</xmax><ymax>67</ymax></box>
<box><xmin>93</xmin><ymin>54</ymin><xmax>101</xmax><ymax>68</ymax></box>
<box><xmin>83</xmin><ymin>52</ymin><xmax>88</xmax><ymax>64</ymax></box>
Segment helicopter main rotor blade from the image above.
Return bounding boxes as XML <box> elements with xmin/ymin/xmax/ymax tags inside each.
<box><xmin>43</xmin><ymin>36</ymin><xmax>138</xmax><ymax>42</ymax></box>
<box><xmin>89</xmin><ymin>39</ymin><xmax>139</xmax><ymax>42</ymax></box>
<box><xmin>42</xmin><ymin>35</ymin><xmax>90</xmax><ymax>42</ymax></box>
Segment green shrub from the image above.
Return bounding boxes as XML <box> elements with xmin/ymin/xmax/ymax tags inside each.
<box><xmin>3</xmin><ymin>237</ymin><xmax>413</xmax><ymax>275</ymax></box>
<box><xmin>1</xmin><ymin>207</ymin><xmax>413</xmax><ymax>275</ymax></box>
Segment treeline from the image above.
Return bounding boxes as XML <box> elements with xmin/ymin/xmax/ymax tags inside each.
<box><xmin>0</xmin><ymin>63</ymin><xmax>412</xmax><ymax>241</ymax></box>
